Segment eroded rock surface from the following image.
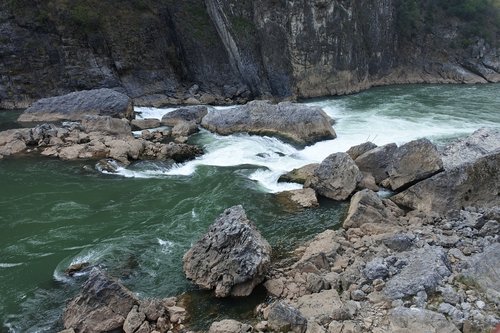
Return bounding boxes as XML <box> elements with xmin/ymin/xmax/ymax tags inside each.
<box><xmin>183</xmin><ymin>205</ymin><xmax>271</xmax><ymax>297</ymax></box>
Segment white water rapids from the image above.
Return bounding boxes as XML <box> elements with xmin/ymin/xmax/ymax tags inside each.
<box><xmin>120</xmin><ymin>85</ymin><xmax>500</xmax><ymax>192</ymax></box>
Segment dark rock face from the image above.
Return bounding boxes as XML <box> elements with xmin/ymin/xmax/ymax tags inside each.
<box><xmin>17</xmin><ymin>89</ymin><xmax>134</xmax><ymax>123</ymax></box>
<box><xmin>392</xmin><ymin>151</ymin><xmax>500</xmax><ymax>214</ymax></box>
<box><xmin>161</xmin><ymin>106</ymin><xmax>209</xmax><ymax>127</ymax></box>
<box><xmin>306</xmin><ymin>153</ymin><xmax>362</xmax><ymax>201</ymax></box>
<box><xmin>63</xmin><ymin>269</ymin><xmax>138</xmax><ymax>333</ymax></box>
<box><xmin>387</xmin><ymin>138</ymin><xmax>443</xmax><ymax>191</ymax></box>
<box><xmin>183</xmin><ymin>205</ymin><xmax>271</xmax><ymax>297</ymax></box>
<box><xmin>0</xmin><ymin>1</ymin><xmax>499</xmax><ymax>108</ymax></box>
<box><xmin>201</xmin><ymin>100</ymin><xmax>336</xmax><ymax>145</ymax></box>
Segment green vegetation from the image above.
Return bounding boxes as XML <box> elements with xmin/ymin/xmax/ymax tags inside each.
<box><xmin>395</xmin><ymin>0</ymin><xmax>500</xmax><ymax>45</ymax></box>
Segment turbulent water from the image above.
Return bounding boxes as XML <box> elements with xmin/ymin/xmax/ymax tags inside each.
<box><xmin>1</xmin><ymin>84</ymin><xmax>499</xmax><ymax>332</ymax></box>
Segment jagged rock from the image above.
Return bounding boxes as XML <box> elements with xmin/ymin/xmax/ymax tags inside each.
<box><xmin>382</xmin><ymin>234</ymin><xmax>415</xmax><ymax>252</ymax></box>
<box><xmin>159</xmin><ymin>142</ymin><xmax>203</xmax><ymax>162</ymax></box>
<box><xmin>0</xmin><ymin>128</ymin><xmax>31</xmax><ymax>157</ymax></box>
<box><xmin>463</xmin><ymin>243</ymin><xmax>500</xmax><ymax>306</ymax></box>
<box><xmin>18</xmin><ymin>89</ymin><xmax>134</xmax><ymax>123</ymax></box>
<box><xmin>391</xmin><ymin>151</ymin><xmax>500</xmax><ymax>214</ymax></box>
<box><xmin>354</xmin><ymin>143</ymin><xmax>397</xmax><ymax>183</ymax></box>
<box><xmin>364</xmin><ymin>258</ymin><xmax>389</xmax><ymax>281</ymax></box>
<box><xmin>306</xmin><ymin>153</ymin><xmax>362</xmax><ymax>201</ymax></box>
<box><xmin>388</xmin><ymin>307</ymin><xmax>460</xmax><ymax>333</ymax></box>
<box><xmin>183</xmin><ymin>205</ymin><xmax>271</xmax><ymax>297</ymax></box>
<box><xmin>123</xmin><ymin>305</ymin><xmax>145</xmax><ymax>333</ymax></box>
<box><xmin>387</xmin><ymin>138</ymin><xmax>443</xmax><ymax>191</ymax></box>
<box><xmin>82</xmin><ymin>116</ymin><xmax>132</xmax><ymax>136</ymax></box>
<box><xmin>130</xmin><ymin>118</ymin><xmax>161</xmax><ymax>130</ymax></box>
<box><xmin>201</xmin><ymin>100</ymin><xmax>336</xmax><ymax>145</ymax></box>
<box><xmin>63</xmin><ymin>269</ymin><xmax>139</xmax><ymax>333</ymax></box>
<box><xmin>343</xmin><ymin>190</ymin><xmax>388</xmax><ymax>229</ymax></box>
<box><xmin>161</xmin><ymin>105</ymin><xmax>209</xmax><ymax>126</ymax></box>
<box><xmin>276</xmin><ymin>188</ymin><xmax>319</xmax><ymax>209</ymax></box>
<box><xmin>440</xmin><ymin>128</ymin><xmax>500</xmax><ymax>170</ymax></box>
<box><xmin>267</xmin><ymin>301</ymin><xmax>307</xmax><ymax>333</ymax></box>
<box><xmin>346</xmin><ymin>142</ymin><xmax>377</xmax><ymax>160</ymax></box>
<box><xmin>278</xmin><ymin>164</ymin><xmax>319</xmax><ymax>184</ymax></box>
<box><xmin>357</xmin><ymin>172</ymin><xmax>379</xmax><ymax>192</ymax></box>
<box><xmin>208</xmin><ymin>319</ymin><xmax>253</xmax><ymax>333</ymax></box>
<box><xmin>384</xmin><ymin>246</ymin><xmax>451</xmax><ymax>300</ymax></box>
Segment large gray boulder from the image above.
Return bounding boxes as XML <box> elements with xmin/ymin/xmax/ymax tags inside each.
<box><xmin>63</xmin><ymin>269</ymin><xmax>139</xmax><ymax>333</ymax></box>
<box><xmin>387</xmin><ymin>138</ymin><xmax>443</xmax><ymax>191</ymax></box>
<box><xmin>18</xmin><ymin>89</ymin><xmax>134</xmax><ymax>123</ymax></box>
<box><xmin>161</xmin><ymin>105</ymin><xmax>209</xmax><ymax>126</ymax></box>
<box><xmin>391</xmin><ymin>151</ymin><xmax>500</xmax><ymax>214</ymax></box>
<box><xmin>306</xmin><ymin>153</ymin><xmax>362</xmax><ymax>201</ymax></box>
<box><xmin>463</xmin><ymin>243</ymin><xmax>500</xmax><ymax>306</ymax></box>
<box><xmin>343</xmin><ymin>189</ymin><xmax>388</xmax><ymax>229</ymax></box>
<box><xmin>388</xmin><ymin>307</ymin><xmax>460</xmax><ymax>333</ymax></box>
<box><xmin>354</xmin><ymin>143</ymin><xmax>397</xmax><ymax>183</ymax></box>
<box><xmin>384</xmin><ymin>246</ymin><xmax>451</xmax><ymax>300</ymax></box>
<box><xmin>201</xmin><ymin>100</ymin><xmax>336</xmax><ymax>145</ymax></box>
<box><xmin>440</xmin><ymin>128</ymin><xmax>500</xmax><ymax>170</ymax></box>
<box><xmin>183</xmin><ymin>205</ymin><xmax>271</xmax><ymax>297</ymax></box>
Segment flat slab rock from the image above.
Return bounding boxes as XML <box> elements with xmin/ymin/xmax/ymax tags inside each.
<box><xmin>183</xmin><ymin>205</ymin><xmax>271</xmax><ymax>297</ymax></box>
<box><xmin>18</xmin><ymin>88</ymin><xmax>134</xmax><ymax>122</ymax></box>
<box><xmin>201</xmin><ymin>100</ymin><xmax>336</xmax><ymax>145</ymax></box>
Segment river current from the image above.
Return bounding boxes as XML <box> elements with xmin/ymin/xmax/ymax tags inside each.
<box><xmin>1</xmin><ymin>84</ymin><xmax>499</xmax><ymax>332</ymax></box>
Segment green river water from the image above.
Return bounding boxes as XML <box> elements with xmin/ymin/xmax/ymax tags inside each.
<box><xmin>1</xmin><ymin>84</ymin><xmax>499</xmax><ymax>332</ymax></box>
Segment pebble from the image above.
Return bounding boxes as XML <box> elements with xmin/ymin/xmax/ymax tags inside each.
<box><xmin>475</xmin><ymin>300</ymin><xmax>485</xmax><ymax>309</ymax></box>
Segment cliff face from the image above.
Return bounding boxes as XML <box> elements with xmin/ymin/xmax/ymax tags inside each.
<box><xmin>0</xmin><ymin>0</ymin><xmax>499</xmax><ymax>109</ymax></box>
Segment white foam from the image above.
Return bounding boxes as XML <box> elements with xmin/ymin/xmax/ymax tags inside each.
<box><xmin>0</xmin><ymin>263</ymin><xmax>23</xmax><ymax>268</ymax></box>
<box><xmin>157</xmin><ymin>238</ymin><xmax>174</xmax><ymax>254</ymax></box>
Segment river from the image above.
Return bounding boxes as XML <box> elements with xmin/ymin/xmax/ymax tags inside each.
<box><xmin>1</xmin><ymin>84</ymin><xmax>499</xmax><ymax>332</ymax></box>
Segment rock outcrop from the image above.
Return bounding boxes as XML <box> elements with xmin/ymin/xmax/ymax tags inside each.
<box><xmin>63</xmin><ymin>269</ymin><xmax>187</xmax><ymax>333</ymax></box>
<box><xmin>183</xmin><ymin>205</ymin><xmax>271</xmax><ymax>297</ymax></box>
<box><xmin>386</xmin><ymin>138</ymin><xmax>443</xmax><ymax>191</ymax></box>
<box><xmin>392</xmin><ymin>151</ymin><xmax>500</xmax><ymax>214</ymax></box>
<box><xmin>306</xmin><ymin>153</ymin><xmax>362</xmax><ymax>201</ymax></box>
<box><xmin>201</xmin><ymin>101</ymin><xmax>336</xmax><ymax>145</ymax></box>
<box><xmin>17</xmin><ymin>89</ymin><xmax>134</xmax><ymax>123</ymax></box>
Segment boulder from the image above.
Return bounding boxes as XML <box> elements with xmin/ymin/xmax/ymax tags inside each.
<box><xmin>387</xmin><ymin>138</ymin><xmax>443</xmax><ymax>191</ymax></box>
<box><xmin>161</xmin><ymin>105</ymin><xmax>209</xmax><ymax>126</ymax></box>
<box><xmin>82</xmin><ymin>116</ymin><xmax>132</xmax><ymax>136</ymax></box>
<box><xmin>343</xmin><ymin>189</ymin><xmax>388</xmax><ymax>229</ymax></box>
<box><xmin>183</xmin><ymin>205</ymin><xmax>271</xmax><ymax>297</ymax></box>
<box><xmin>171</xmin><ymin>120</ymin><xmax>198</xmax><ymax>138</ymax></box>
<box><xmin>278</xmin><ymin>164</ymin><xmax>319</xmax><ymax>184</ymax></box>
<box><xmin>388</xmin><ymin>307</ymin><xmax>460</xmax><ymax>333</ymax></box>
<box><xmin>306</xmin><ymin>153</ymin><xmax>362</xmax><ymax>201</ymax></box>
<box><xmin>354</xmin><ymin>143</ymin><xmax>397</xmax><ymax>183</ymax></box>
<box><xmin>346</xmin><ymin>141</ymin><xmax>377</xmax><ymax>160</ymax></box>
<box><xmin>159</xmin><ymin>142</ymin><xmax>203</xmax><ymax>162</ymax></box>
<box><xmin>440</xmin><ymin>128</ymin><xmax>500</xmax><ymax>170</ymax></box>
<box><xmin>267</xmin><ymin>301</ymin><xmax>307</xmax><ymax>333</ymax></box>
<box><xmin>391</xmin><ymin>151</ymin><xmax>500</xmax><ymax>214</ymax></box>
<box><xmin>293</xmin><ymin>289</ymin><xmax>343</xmax><ymax>321</ymax></box>
<box><xmin>276</xmin><ymin>188</ymin><xmax>319</xmax><ymax>209</ymax></box>
<box><xmin>384</xmin><ymin>246</ymin><xmax>451</xmax><ymax>300</ymax></box>
<box><xmin>63</xmin><ymin>269</ymin><xmax>139</xmax><ymax>333</ymax></box>
<box><xmin>130</xmin><ymin>118</ymin><xmax>160</xmax><ymax>130</ymax></box>
<box><xmin>18</xmin><ymin>89</ymin><xmax>134</xmax><ymax>123</ymax></box>
<box><xmin>463</xmin><ymin>243</ymin><xmax>500</xmax><ymax>305</ymax></box>
<box><xmin>201</xmin><ymin>100</ymin><xmax>336</xmax><ymax>145</ymax></box>
<box><xmin>208</xmin><ymin>319</ymin><xmax>253</xmax><ymax>333</ymax></box>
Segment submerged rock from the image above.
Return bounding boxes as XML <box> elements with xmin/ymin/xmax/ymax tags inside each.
<box><xmin>306</xmin><ymin>153</ymin><xmax>362</xmax><ymax>201</ymax></box>
<box><xmin>278</xmin><ymin>163</ymin><xmax>319</xmax><ymax>184</ymax></box>
<box><xmin>201</xmin><ymin>100</ymin><xmax>336</xmax><ymax>145</ymax></box>
<box><xmin>183</xmin><ymin>205</ymin><xmax>271</xmax><ymax>297</ymax></box>
<box><xmin>18</xmin><ymin>89</ymin><xmax>134</xmax><ymax>123</ymax></box>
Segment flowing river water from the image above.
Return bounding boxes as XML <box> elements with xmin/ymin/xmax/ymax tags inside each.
<box><xmin>1</xmin><ymin>84</ymin><xmax>499</xmax><ymax>332</ymax></box>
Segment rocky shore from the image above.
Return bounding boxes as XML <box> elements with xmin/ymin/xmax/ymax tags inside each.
<box><xmin>53</xmin><ymin>125</ymin><xmax>499</xmax><ymax>333</ymax></box>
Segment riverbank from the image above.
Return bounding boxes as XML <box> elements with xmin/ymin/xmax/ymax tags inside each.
<box><xmin>1</xmin><ymin>84</ymin><xmax>499</xmax><ymax>332</ymax></box>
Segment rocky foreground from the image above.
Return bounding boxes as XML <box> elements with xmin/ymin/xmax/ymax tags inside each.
<box><xmin>54</xmin><ymin>127</ymin><xmax>500</xmax><ymax>333</ymax></box>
